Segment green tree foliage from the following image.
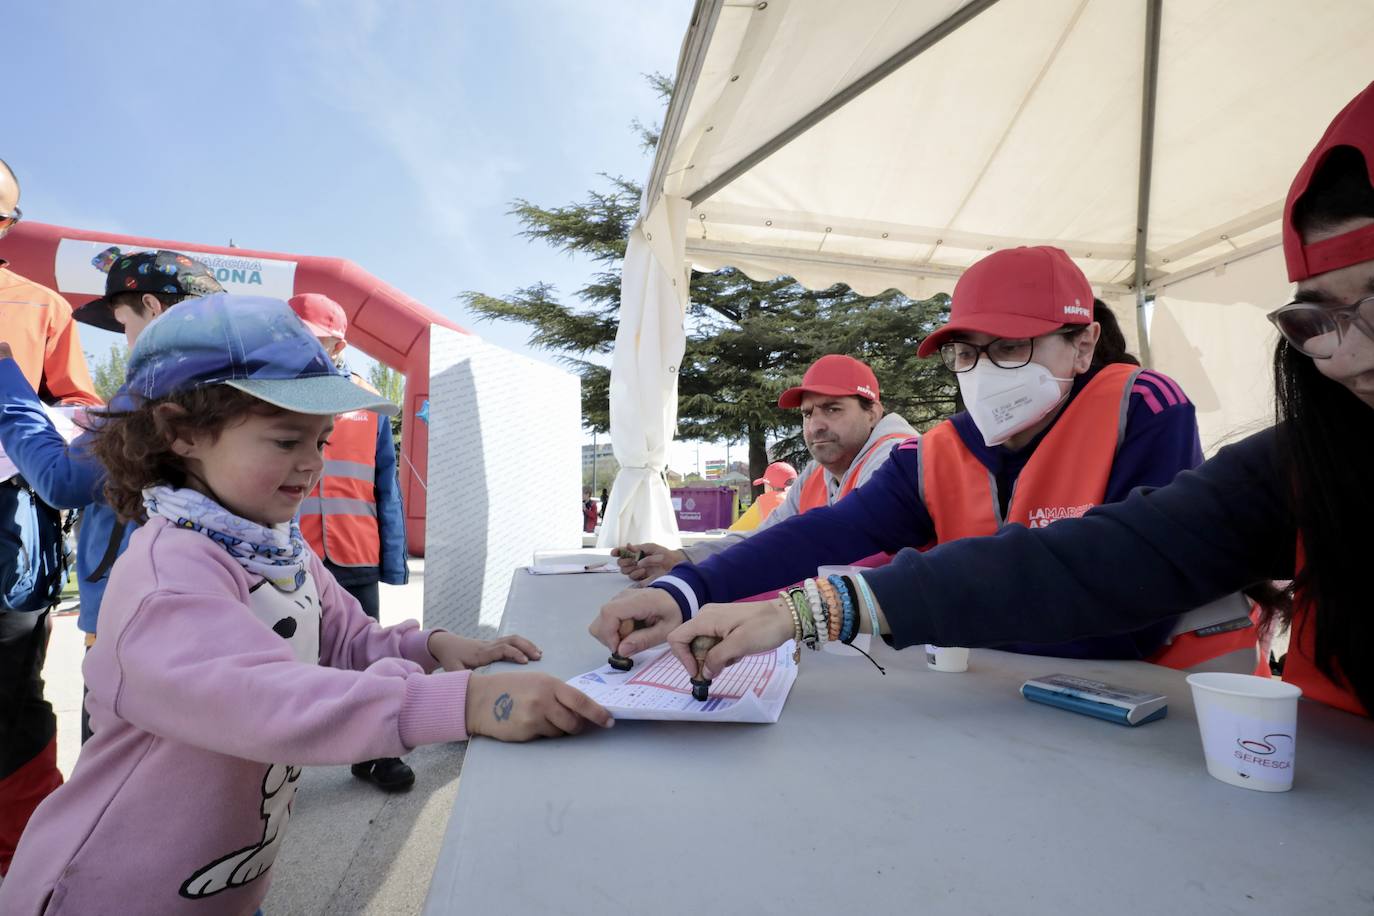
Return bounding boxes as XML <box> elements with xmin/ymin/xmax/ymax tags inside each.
<box><xmin>461</xmin><ymin>84</ymin><xmax>958</xmax><ymax>491</ymax></box>
<box><xmin>88</xmin><ymin>345</ymin><xmax>129</xmax><ymax>403</ymax></box>
<box><xmin>367</xmin><ymin>362</ymin><xmax>406</xmax><ymax>446</ymax></box>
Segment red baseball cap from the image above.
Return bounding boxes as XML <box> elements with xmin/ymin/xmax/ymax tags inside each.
<box><xmin>916</xmin><ymin>246</ymin><xmax>1093</xmax><ymax>358</ymax></box>
<box><xmin>778</xmin><ymin>354</ymin><xmax>881</xmax><ymax>408</ymax></box>
<box><xmin>753</xmin><ymin>461</ymin><xmax>798</xmax><ymax>488</ymax></box>
<box><xmin>1284</xmin><ymin>81</ymin><xmax>1374</xmax><ymax>282</ymax></box>
<box><xmin>288</xmin><ymin>293</ymin><xmax>349</xmax><ymax>341</ymax></box>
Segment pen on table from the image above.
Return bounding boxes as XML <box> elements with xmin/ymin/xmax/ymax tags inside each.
<box><xmin>690</xmin><ymin>635</ymin><xmax>720</xmax><ymax>702</ymax></box>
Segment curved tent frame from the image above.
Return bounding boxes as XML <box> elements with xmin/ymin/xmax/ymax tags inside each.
<box><xmin>600</xmin><ymin>0</ymin><xmax>1374</xmax><ymax>545</ymax></box>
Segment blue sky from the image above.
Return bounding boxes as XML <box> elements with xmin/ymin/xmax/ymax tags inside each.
<box><xmin>9</xmin><ymin>1</ymin><xmax>688</xmax><ymax>367</ymax></box>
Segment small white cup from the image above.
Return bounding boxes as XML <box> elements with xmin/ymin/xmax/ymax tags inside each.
<box><xmin>1186</xmin><ymin>672</ymin><xmax>1302</xmax><ymax>792</ymax></box>
<box><xmin>925</xmin><ymin>645</ymin><xmax>969</xmax><ymax>673</ymax></box>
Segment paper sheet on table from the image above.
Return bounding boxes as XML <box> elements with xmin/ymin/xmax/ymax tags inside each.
<box><xmin>567</xmin><ymin>643</ymin><xmax>797</xmax><ymax>723</ymax></box>
<box><xmin>0</xmin><ymin>405</ymin><xmax>86</xmax><ymax>482</ymax></box>
<box><xmin>527</xmin><ymin>559</ymin><xmax>618</xmax><ymax>575</ymax></box>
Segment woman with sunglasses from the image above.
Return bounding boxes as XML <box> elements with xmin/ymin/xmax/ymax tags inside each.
<box><xmin>666</xmin><ymin>82</ymin><xmax>1374</xmax><ymax>718</ymax></box>
<box><xmin>594</xmin><ymin>244</ymin><xmax>1216</xmax><ymax>666</ymax></box>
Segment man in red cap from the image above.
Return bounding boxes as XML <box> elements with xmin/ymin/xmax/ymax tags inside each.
<box><xmin>288</xmin><ymin>293</ymin><xmax>415</xmax><ymax>792</ymax></box>
<box><xmin>615</xmin><ymin>354</ymin><xmax>915</xmax><ymax>580</ymax></box>
<box><xmin>728</xmin><ymin>461</ymin><xmax>798</xmax><ymax>532</ymax></box>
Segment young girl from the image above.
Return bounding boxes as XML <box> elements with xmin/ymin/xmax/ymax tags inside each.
<box><xmin>0</xmin><ymin>294</ymin><xmax>612</xmax><ymax>915</ymax></box>
<box><xmin>662</xmin><ymin>81</ymin><xmax>1374</xmax><ymax>720</ymax></box>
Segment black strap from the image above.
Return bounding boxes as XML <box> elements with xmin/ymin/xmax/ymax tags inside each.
<box><xmin>86</xmin><ymin>520</ymin><xmax>128</xmax><ymax>583</ymax></box>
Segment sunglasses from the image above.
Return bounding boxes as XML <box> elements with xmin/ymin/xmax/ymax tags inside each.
<box><xmin>0</xmin><ymin>205</ymin><xmax>20</xmax><ymax>232</ymax></box>
<box><xmin>1267</xmin><ymin>295</ymin><xmax>1374</xmax><ymax>359</ymax></box>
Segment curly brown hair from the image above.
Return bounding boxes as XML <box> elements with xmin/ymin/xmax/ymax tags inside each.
<box><xmin>86</xmin><ymin>385</ymin><xmax>286</xmax><ymax>523</ymax></box>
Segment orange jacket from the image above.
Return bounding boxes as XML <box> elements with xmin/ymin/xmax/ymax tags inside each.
<box><xmin>0</xmin><ymin>264</ymin><xmax>101</xmax><ymax>406</ymax></box>
<box><xmin>919</xmin><ymin>364</ymin><xmax>1254</xmax><ymax>669</ymax></box>
<box><xmin>797</xmin><ymin>432</ymin><xmax>910</xmax><ymax>512</ymax></box>
<box><xmin>299</xmin><ymin>404</ymin><xmax>382</xmax><ymax>568</ymax></box>
<box><xmin>728</xmin><ymin>489</ymin><xmax>787</xmax><ymax>532</ymax></box>
<box><xmin>919</xmin><ymin>365</ymin><xmax>1138</xmax><ymax>537</ymax></box>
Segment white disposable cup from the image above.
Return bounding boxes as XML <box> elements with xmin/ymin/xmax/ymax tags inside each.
<box><xmin>1186</xmin><ymin>673</ymin><xmax>1302</xmax><ymax>792</ymax></box>
<box><xmin>925</xmin><ymin>645</ymin><xmax>969</xmax><ymax>673</ymax></box>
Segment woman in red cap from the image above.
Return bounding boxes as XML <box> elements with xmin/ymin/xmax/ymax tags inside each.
<box><xmin>667</xmin><ymin>81</ymin><xmax>1374</xmax><ymax>719</ymax></box>
<box><xmin>594</xmin><ymin>243</ymin><xmax>1218</xmax><ymax>666</ymax></box>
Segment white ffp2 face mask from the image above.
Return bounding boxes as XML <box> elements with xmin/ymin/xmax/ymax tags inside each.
<box><xmin>957</xmin><ymin>360</ymin><xmax>1073</xmax><ymax>447</ymax></box>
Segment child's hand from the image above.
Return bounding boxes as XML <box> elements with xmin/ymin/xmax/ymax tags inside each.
<box><xmin>428</xmin><ymin>631</ymin><xmax>542</xmax><ymax>671</ymax></box>
<box><xmin>466</xmin><ymin>672</ymin><xmax>613</xmax><ymax>741</ymax></box>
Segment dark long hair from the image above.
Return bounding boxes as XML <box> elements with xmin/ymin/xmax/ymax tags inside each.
<box><xmin>1275</xmin><ymin>145</ymin><xmax>1374</xmax><ymax>712</ymax></box>
<box><xmin>1059</xmin><ymin>300</ymin><xmax>1141</xmax><ymax>369</ymax></box>
<box><xmin>1089</xmin><ymin>299</ymin><xmax>1140</xmax><ymax>369</ymax></box>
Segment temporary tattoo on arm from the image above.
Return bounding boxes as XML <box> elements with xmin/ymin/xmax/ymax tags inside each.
<box><xmin>494</xmin><ymin>692</ymin><xmax>514</xmax><ymax>721</ymax></box>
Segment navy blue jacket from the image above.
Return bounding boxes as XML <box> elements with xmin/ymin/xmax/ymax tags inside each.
<box><xmin>866</xmin><ymin>427</ymin><xmax>1291</xmax><ymax>650</ymax></box>
<box><xmin>654</xmin><ymin>366</ymin><xmax>1204</xmax><ymax>659</ymax></box>
<box><xmin>0</xmin><ymin>358</ymin><xmax>130</xmax><ymax>634</ymax></box>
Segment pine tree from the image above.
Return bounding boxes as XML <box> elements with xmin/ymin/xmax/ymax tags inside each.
<box><xmin>88</xmin><ymin>344</ymin><xmax>129</xmax><ymax>403</ymax></box>
<box><xmin>461</xmin><ymin>83</ymin><xmax>958</xmax><ymax>491</ymax></box>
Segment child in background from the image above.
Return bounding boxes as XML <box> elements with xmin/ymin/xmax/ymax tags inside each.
<box><xmin>0</xmin><ymin>294</ymin><xmax>611</xmax><ymax>916</ymax></box>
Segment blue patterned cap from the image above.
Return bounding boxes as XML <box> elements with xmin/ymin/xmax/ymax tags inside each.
<box><xmin>121</xmin><ymin>293</ymin><xmax>398</xmax><ymax>416</ymax></box>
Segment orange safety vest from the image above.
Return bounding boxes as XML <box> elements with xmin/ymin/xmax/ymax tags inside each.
<box><xmin>299</xmin><ymin>400</ymin><xmax>382</xmax><ymax>568</ymax></box>
<box><xmin>729</xmin><ymin>489</ymin><xmax>787</xmax><ymax>532</ymax></box>
<box><xmin>1277</xmin><ymin>542</ymin><xmax>1367</xmax><ymax>716</ymax></box>
<box><xmin>797</xmin><ymin>432</ymin><xmax>912</xmax><ymax>512</ymax></box>
<box><xmin>918</xmin><ymin>363</ymin><xmax>1255</xmax><ymax>669</ymax></box>
<box><xmin>751</xmin><ymin>489</ymin><xmax>786</xmax><ymax>521</ymax></box>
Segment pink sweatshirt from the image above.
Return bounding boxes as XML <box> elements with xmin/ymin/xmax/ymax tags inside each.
<box><xmin>0</xmin><ymin>518</ymin><xmax>471</xmax><ymax>915</ymax></box>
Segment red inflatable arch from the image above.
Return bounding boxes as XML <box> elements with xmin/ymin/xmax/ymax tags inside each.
<box><xmin>0</xmin><ymin>221</ymin><xmax>469</xmax><ymax>555</ymax></box>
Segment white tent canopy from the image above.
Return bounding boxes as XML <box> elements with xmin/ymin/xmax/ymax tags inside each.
<box><xmin>600</xmin><ymin>0</ymin><xmax>1374</xmax><ymax>546</ymax></box>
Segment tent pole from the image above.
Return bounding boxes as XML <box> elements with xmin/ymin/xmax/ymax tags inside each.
<box><xmin>1133</xmin><ymin>0</ymin><xmax>1163</xmax><ymax>368</ymax></box>
<box><xmin>687</xmin><ymin>0</ymin><xmax>1003</xmax><ymax>207</ymax></box>
<box><xmin>646</xmin><ymin>0</ymin><xmax>725</xmax><ymax>203</ymax></box>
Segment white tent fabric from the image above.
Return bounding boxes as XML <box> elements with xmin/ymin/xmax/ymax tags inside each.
<box><xmin>1149</xmin><ymin>245</ymin><xmax>1288</xmax><ymax>454</ymax></box>
<box><xmin>610</xmin><ymin>0</ymin><xmax>1373</xmax><ymax>535</ymax></box>
<box><xmin>598</xmin><ymin>194</ymin><xmax>691</xmax><ymax>548</ymax></box>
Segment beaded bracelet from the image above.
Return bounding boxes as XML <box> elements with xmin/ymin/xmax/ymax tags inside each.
<box><xmin>804</xmin><ymin>578</ymin><xmax>827</xmax><ymax>650</ymax></box>
<box><xmin>779</xmin><ymin>595</ymin><xmax>802</xmax><ymax>663</ymax></box>
<box><xmin>828</xmin><ymin>574</ymin><xmax>857</xmax><ymax>643</ymax></box>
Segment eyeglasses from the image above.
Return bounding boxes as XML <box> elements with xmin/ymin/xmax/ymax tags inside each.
<box><xmin>0</xmin><ymin>205</ymin><xmax>20</xmax><ymax>232</ymax></box>
<box><xmin>1267</xmin><ymin>295</ymin><xmax>1374</xmax><ymax>359</ymax></box>
<box><xmin>938</xmin><ymin>328</ymin><xmax>1080</xmax><ymax>373</ymax></box>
